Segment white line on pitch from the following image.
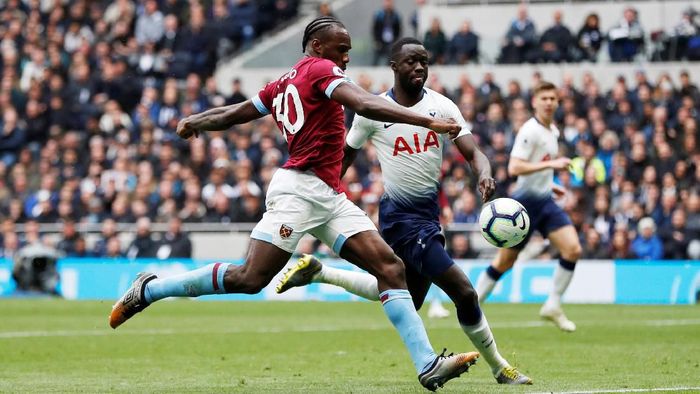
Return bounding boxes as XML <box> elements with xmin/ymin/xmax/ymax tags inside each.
<box><xmin>531</xmin><ymin>387</ymin><xmax>700</xmax><ymax>393</ymax></box>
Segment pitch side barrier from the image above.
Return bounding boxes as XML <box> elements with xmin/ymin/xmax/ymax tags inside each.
<box><xmin>0</xmin><ymin>259</ymin><xmax>698</xmax><ymax>304</ymax></box>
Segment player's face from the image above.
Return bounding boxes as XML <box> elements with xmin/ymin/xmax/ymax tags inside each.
<box><xmin>317</xmin><ymin>27</ymin><xmax>352</xmax><ymax>70</ymax></box>
<box><xmin>392</xmin><ymin>44</ymin><xmax>429</xmax><ymax>95</ymax></box>
<box><xmin>532</xmin><ymin>89</ymin><xmax>558</xmax><ymax>120</ymax></box>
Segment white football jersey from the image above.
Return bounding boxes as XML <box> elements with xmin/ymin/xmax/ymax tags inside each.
<box><xmin>510</xmin><ymin>117</ymin><xmax>560</xmax><ymax>198</ymax></box>
<box><xmin>346</xmin><ymin>88</ymin><xmax>471</xmax><ymax>205</ymax></box>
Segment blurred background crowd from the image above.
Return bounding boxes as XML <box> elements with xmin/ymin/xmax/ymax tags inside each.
<box><xmin>0</xmin><ymin>0</ymin><xmax>698</xmax><ymax>262</ymax></box>
<box><xmin>373</xmin><ymin>1</ymin><xmax>700</xmax><ymax>64</ymax></box>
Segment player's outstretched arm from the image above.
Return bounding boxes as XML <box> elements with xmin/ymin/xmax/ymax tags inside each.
<box><xmin>454</xmin><ymin>134</ymin><xmax>495</xmax><ymax>202</ymax></box>
<box><xmin>508</xmin><ymin>156</ymin><xmax>571</xmax><ymax>177</ymax></box>
<box><xmin>330</xmin><ymin>83</ymin><xmax>460</xmax><ymax>135</ymax></box>
<box><xmin>176</xmin><ymin>100</ymin><xmax>264</xmax><ymax>139</ymax></box>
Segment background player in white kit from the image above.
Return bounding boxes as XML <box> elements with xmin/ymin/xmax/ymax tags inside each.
<box><xmin>475</xmin><ymin>81</ymin><xmax>582</xmax><ymax>332</ymax></box>
<box><xmin>277</xmin><ymin>38</ymin><xmax>531</xmax><ymax>385</ymax></box>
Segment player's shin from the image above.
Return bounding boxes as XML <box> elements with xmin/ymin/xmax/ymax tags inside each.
<box><xmin>380</xmin><ymin>289</ymin><xmax>437</xmax><ymax>373</ymax></box>
<box><xmin>459</xmin><ymin>307</ymin><xmax>508</xmax><ymax>375</ymax></box>
<box><xmin>144</xmin><ymin>263</ymin><xmax>230</xmax><ymax>303</ymax></box>
<box><xmin>475</xmin><ymin>266</ymin><xmax>503</xmax><ymax>301</ymax></box>
<box><xmin>317</xmin><ymin>266</ymin><xmax>379</xmax><ymax>300</ymax></box>
<box><xmin>545</xmin><ymin>258</ymin><xmax>576</xmax><ymax>308</ymax></box>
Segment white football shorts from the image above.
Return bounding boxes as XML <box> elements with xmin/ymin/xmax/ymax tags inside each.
<box><xmin>250</xmin><ymin>168</ymin><xmax>377</xmax><ymax>254</ymax></box>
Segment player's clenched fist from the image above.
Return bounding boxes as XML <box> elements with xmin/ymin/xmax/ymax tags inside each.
<box><xmin>478</xmin><ymin>176</ymin><xmax>496</xmax><ymax>202</ymax></box>
<box><xmin>176</xmin><ymin>118</ymin><xmax>200</xmax><ymax>139</ymax></box>
<box><xmin>427</xmin><ymin>118</ymin><xmax>461</xmax><ymax>139</ymax></box>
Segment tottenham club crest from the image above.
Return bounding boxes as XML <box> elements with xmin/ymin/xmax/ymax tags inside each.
<box><xmin>279</xmin><ymin>224</ymin><xmax>294</xmax><ymax>239</ymax></box>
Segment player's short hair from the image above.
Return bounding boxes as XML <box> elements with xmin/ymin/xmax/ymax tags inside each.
<box><xmin>390</xmin><ymin>37</ymin><xmax>423</xmax><ymax>62</ymax></box>
<box><xmin>533</xmin><ymin>81</ymin><xmax>557</xmax><ymax>96</ymax></box>
<box><xmin>302</xmin><ymin>16</ymin><xmax>345</xmax><ymax>52</ymax></box>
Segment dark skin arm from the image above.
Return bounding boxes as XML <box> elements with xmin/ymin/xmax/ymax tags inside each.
<box><xmin>341</xmin><ymin>144</ymin><xmax>360</xmax><ymax>178</ymax></box>
<box><xmin>454</xmin><ymin>134</ymin><xmax>496</xmax><ymax>202</ymax></box>
<box><xmin>331</xmin><ymin>82</ymin><xmax>460</xmax><ymax>137</ymax></box>
<box><xmin>176</xmin><ymin>100</ymin><xmax>264</xmax><ymax>139</ymax></box>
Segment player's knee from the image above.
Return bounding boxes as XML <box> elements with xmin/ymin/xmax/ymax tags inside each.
<box><xmin>562</xmin><ymin>243</ymin><xmax>582</xmax><ymax>261</ymax></box>
<box><xmin>453</xmin><ymin>286</ymin><xmax>479</xmax><ymax>309</ymax></box>
<box><xmin>375</xmin><ymin>253</ymin><xmax>406</xmax><ymax>283</ymax></box>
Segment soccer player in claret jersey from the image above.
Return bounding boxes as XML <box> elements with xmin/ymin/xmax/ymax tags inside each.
<box><xmin>110</xmin><ymin>17</ymin><xmax>479</xmax><ymax>391</ymax></box>
<box><xmin>475</xmin><ymin>81</ymin><xmax>582</xmax><ymax>332</ymax></box>
<box><xmin>276</xmin><ymin>38</ymin><xmax>532</xmax><ymax>385</ymax></box>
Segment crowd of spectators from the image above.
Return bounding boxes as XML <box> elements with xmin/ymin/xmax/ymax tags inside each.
<box><xmin>0</xmin><ymin>0</ymin><xmax>300</xmax><ymax>258</ymax></box>
<box><xmin>498</xmin><ymin>5</ymin><xmax>700</xmax><ymax>63</ymax></box>
<box><xmin>409</xmin><ymin>4</ymin><xmax>700</xmax><ymax>64</ymax></box>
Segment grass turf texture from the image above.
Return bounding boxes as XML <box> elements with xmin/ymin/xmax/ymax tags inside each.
<box><xmin>1</xmin><ymin>300</ymin><xmax>699</xmax><ymax>393</ymax></box>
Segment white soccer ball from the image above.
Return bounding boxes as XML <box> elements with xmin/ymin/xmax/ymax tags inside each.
<box><xmin>479</xmin><ymin>198</ymin><xmax>530</xmax><ymax>248</ymax></box>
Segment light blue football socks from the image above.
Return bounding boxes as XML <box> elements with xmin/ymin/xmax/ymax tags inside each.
<box><xmin>144</xmin><ymin>263</ymin><xmax>230</xmax><ymax>303</ymax></box>
<box><xmin>380</xmin><ymin>289</ymin><xmax>437</xmax><ymax>373</ymax></box>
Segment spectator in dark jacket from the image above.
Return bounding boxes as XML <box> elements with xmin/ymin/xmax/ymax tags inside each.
<box><xmin>577</xmin><ymin>13</ymin><xmax>603</xmax><ymax>62</ymax></box>
<box><xmin>449</xmin><ymin>20</ymin><xmax>479</xmax><ymax>64</ymax></box>
<box><xmin>126</xmin><ymin>217</ymin><xmax>157</xmax><ymax>259</ymax></box>
<box><xmin>659</xmin><ymin>209</ymin><xmax>690</xmax><ymax>259</ymax></box>
<box><xmin>424</xmin><ymin>17</ymin><xmax>447</xmax><ymax>64</ymax></box>
<box><xmin>540</xmin><ymin>10</ymin><xmax>574</xmax><ymax>63</ymax></box>
<box><xmin>372</xmin><ymin>0</ymin><xmax>402</xmax><ymax>65</ymax></box>
<box><xmin>0</xmin><ymin>107</ymin><xmax>26</xmax><ymax>167</ymax></box>
<box><xmin>499</xmin><ymin>4</ymin><xmax>538</xmax><ymax>63</ymax></box>
<box><xmin>155</xmin><ymin>217</ymin><xmax>192</xmax><ymax>258</ymax></box>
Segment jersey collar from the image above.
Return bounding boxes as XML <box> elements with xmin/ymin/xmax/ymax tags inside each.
<box><xmin>387</xmin><ymin>88</ymin><xmax>426</xmax><ymax>105</ymax></box>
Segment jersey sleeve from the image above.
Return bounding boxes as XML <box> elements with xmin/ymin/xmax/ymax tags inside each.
<box><xmin>510</xmin><ymin>124</ymin><xmax>536</xmax><ymax>160</ymax></box>
<box><xmin>252</xmin><ymin>81</ymin><xmax>275</xmax><ymax>115</ymax></box>
<box><xmin>445</xmin><ymin>99</ymin><xmax>472</xmax><ymax>141</ymax></box>
<box><xmin>308</xmin><ymin>59</ymin><xmax>353</xmax><ymax>99</ymax></box>
<box><xmin>346</xmin><ymin>114</ymin><xmax>376</xmax><ymax>149</ymax></box>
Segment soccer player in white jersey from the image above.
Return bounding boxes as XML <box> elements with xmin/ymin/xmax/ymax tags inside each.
<box><xmin>277</xmin><ymin>38</ymin><xmax>532</xmax><ymax>385</ymax></box>
<box><xmin>475</xmin><ymin>81</ymin><xmax>582</xmax><ymax>332</ymax></box>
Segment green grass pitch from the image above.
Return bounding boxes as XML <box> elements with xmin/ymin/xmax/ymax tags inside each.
<box><xmin>1</xmin><ymin>300</ymin><xmax>699</xmax><ymax>393</ymax></box>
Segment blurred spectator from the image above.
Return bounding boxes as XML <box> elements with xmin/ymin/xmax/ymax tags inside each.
<box><xmin>581</xmin><ymin>228</ymin><xmax>610</xmax><ymax>259</ymax></box>
<box><xmin>56</xmin><ymin>220</ymin><xmax>79</xmax><ymax>256</ymax></box>
<box><xmin>105</xmin><ymin>236</ymin><xmax>124</xmax><ymax>258</ymax></box>
<box><xmin>452</xmin><ymin>190</ymin><xmax>479</xmax><ymax>223</ymax></box>
<box><xmin>630</xmin><ymin>217</ymin><xmax>663</xmax><ymax>260</ymax></box>
<box><xmin>499</xmin><ymin>4</ymin><xmax>538</xmax><ymax>63</ymax></box>
<box><xmin>577</xmin><ymin>13</ymin><xmax>603</xmax><ymax>62</ymax></box>
<box><xmin>448</xmin><ymin>20</ymin><xmax>479</xmax><ymax>64</ymax></box>
<box><xmin>610</xmin><ymin>228</ymin><xmax>632</xmax><ymax>259</ymax></box>
<box><xmin>0</xmin><ymin>107</ymin><xmax>26</xmax><ymax>167</ymax></box>
<box><xmin>659</xmin><ymin>209</ymin><xmax>691</xmax><ymax>260</ymax></box>
<box><xmin>318</xmin><ymin>1</ymin><xmax>334</xmax><ymax>18</ymax></box>
<box><xmin>539</xmin><ymin>10</ymin><xmax>574</xmax><ymax>63</ymax></box>
<box><xmin>70</xmin><ymin>236</ymin><xmax>92</xmax><ymax>258</ymax></box>
<box><xmin>608</xmin><ymin>7</ymin><xmax>645</xmax><ymax>62</ymax></box>
<box><xmin>424</xmin><ymin>17</ymin><xmax>447</xmax><ymax>64</ymax></box>
<box><xmin>372</xmin><ymin>0</ymin><xmax>402</xmax><ymax>65</ymax></box>
<box><xmin>93</xmin><ymin>218</ymin><xmax>118</xmax><ymax>257</ymax></box>
<box><xmin>447</xmin><ymin>234</ymin><xmax>478</xmax><ymax>259</ymax></box>
<box><xmin>135</xmin><ymin>1</ymin><xmax>164</xmax><ymax>46</ymax></box>
<box><xmin>155</xmin><ymin>217</ymin><xmax>192</xmax><ymax>259</ymax></box>
<box><xmin>126</xmin><ymin>217</ymin><xmax>157</xmax><ymax>259</ymax></box>
<box><xmin>669</xmin><ymin>8</ymin><xmax>700</xmax><ymax>60</ymax></box>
